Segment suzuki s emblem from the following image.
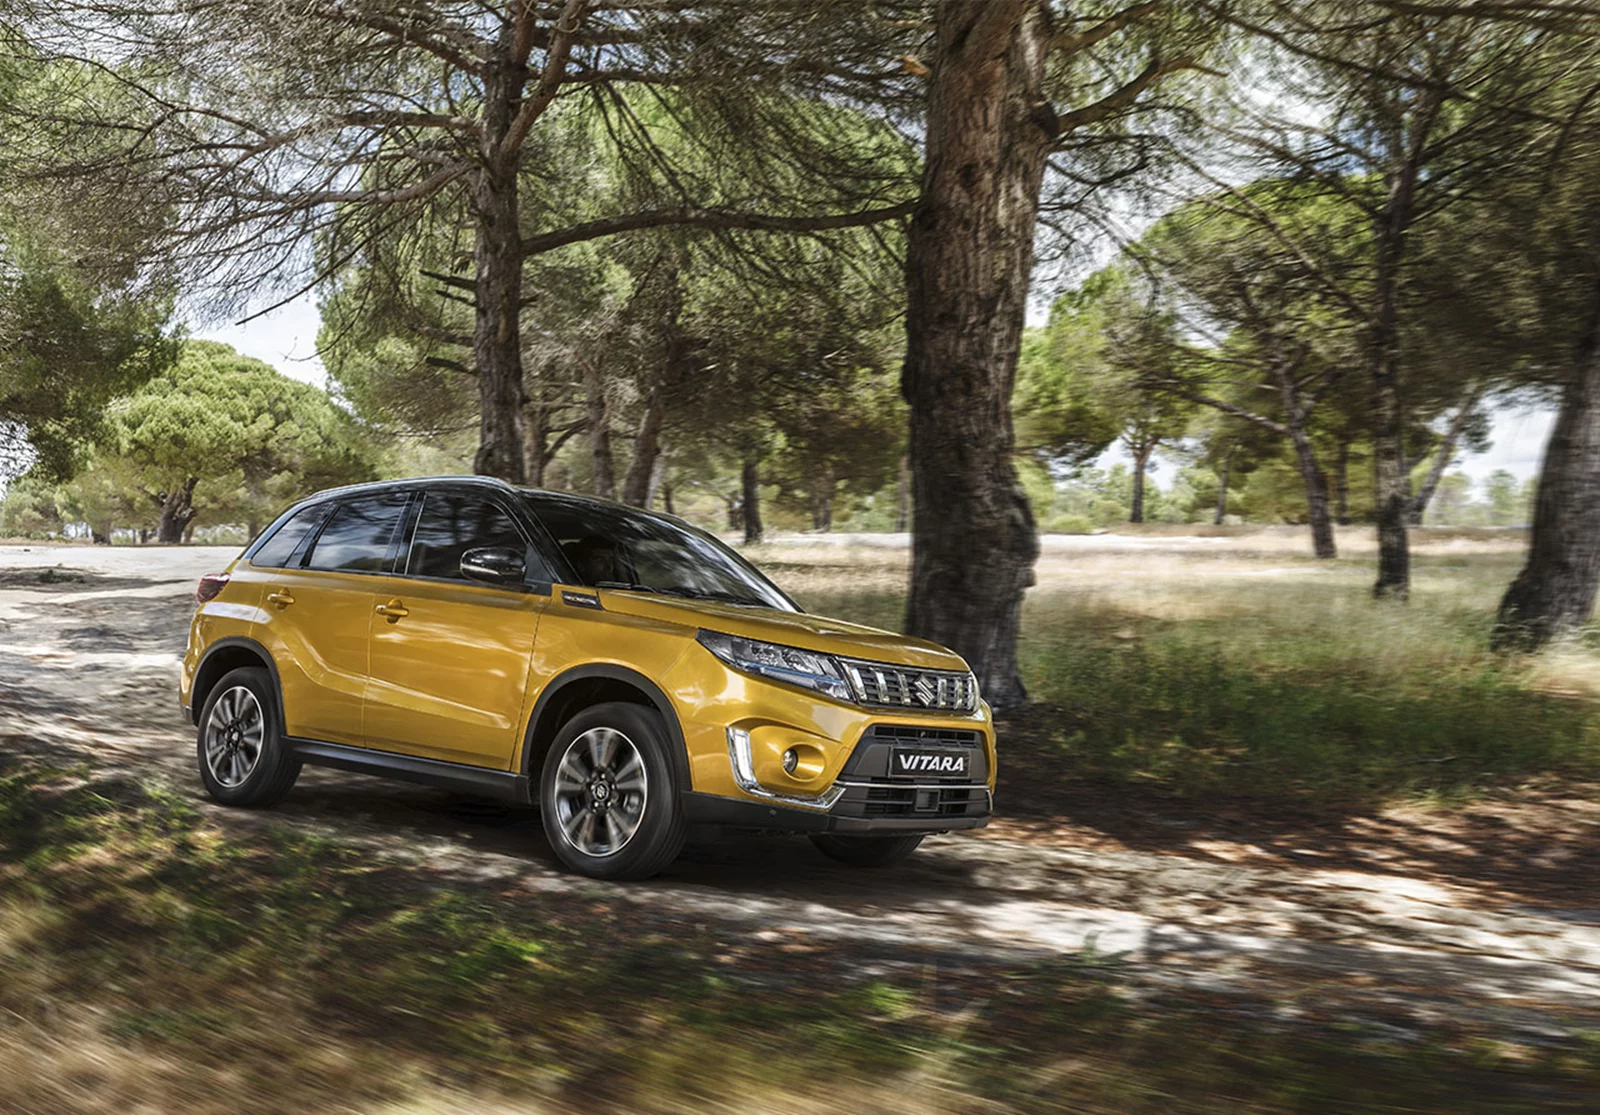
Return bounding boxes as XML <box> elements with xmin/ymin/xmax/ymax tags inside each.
<box><xmin>912</xmin><ymin>675</ymin><xmax>938</xmax><ymax>706</ymax></box>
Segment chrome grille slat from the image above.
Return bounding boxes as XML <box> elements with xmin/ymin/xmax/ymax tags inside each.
<box><xmin>838</xmin><ymin>659</ymin><xmax>978</xmax><ymax>713</ymax></box>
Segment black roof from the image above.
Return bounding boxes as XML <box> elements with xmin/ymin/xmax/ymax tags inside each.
<box><xmin>299</xmin><ymin>475</ymin><xmax>690</xmax><ymax>526</ymax></box>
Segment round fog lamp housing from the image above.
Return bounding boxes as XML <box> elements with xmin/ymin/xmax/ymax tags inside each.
<box><xmin>782</xmin><ymin>748</ymin><xmax>799</xmax><ymax>774</ymax></box>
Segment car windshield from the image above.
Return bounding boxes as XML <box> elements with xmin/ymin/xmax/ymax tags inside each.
<box><xmin>522</xmin><ymin>493</ymin><xmax>798</xmax><ymax>612</ymax></box>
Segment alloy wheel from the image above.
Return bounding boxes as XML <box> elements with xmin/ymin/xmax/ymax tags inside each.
<box><xmin>550</xmin><ymin>726</ymin><xmax>649</xmax><ymax>857</ymax></box>
<box><xmin>204</xmin><ymin>685</ymin><xmax>265</xmax><ymax>788</ymax></box>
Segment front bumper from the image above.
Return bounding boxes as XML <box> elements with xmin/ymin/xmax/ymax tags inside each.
<box><xmin>684</xmin><ymin>722</ymin><xmax>994</xmax><ymax>836</ymax></box>
<box><xmin>681</xmin><ymin>790</ymin><xmax>992</xmax><ymax>835</ymax></box>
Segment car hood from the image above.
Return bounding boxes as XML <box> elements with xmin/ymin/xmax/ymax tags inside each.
<box><xmin>594</xmin><ymin>589</ymin><xmax>970</xmax><ymax>672</ymax></box>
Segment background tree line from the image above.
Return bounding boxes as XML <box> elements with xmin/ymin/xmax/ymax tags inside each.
<box><xmin>4</xmin><ymin>1</ymin><xmax>1600</xmax><ymax>700</ymax></box>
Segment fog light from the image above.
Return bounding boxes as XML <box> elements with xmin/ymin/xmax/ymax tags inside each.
<box><xmin>782</xmin><ymin>748</ymin><xmax>799</xmax><ymax>774</ymax></box>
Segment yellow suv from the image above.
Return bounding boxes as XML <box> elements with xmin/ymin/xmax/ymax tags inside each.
<box><xmin>181</xmin><ymin>478</ymin><xmax>995</xmax><ymax>879</ymax></box>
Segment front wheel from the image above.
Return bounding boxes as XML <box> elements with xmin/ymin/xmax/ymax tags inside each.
<box><xmin>810</xmin><ymin>833</ymin><xmax>924</xmax><ymax>868</ymax></box>
<box><xmin>539</xmin><ymin>702</ymin><xmax>687</xmax><ymax>880</ymax></box>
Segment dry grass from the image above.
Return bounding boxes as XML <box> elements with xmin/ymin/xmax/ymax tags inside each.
<box><xmin>759</xmin><ymin>530</ymin><xmax>1600</xmax><ymax>805</ymax></box>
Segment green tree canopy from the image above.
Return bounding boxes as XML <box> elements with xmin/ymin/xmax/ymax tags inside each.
<box><xmin>108</xmin><ymin>341</ymin><xmax>376</xmax><ymax>541</ymax></box>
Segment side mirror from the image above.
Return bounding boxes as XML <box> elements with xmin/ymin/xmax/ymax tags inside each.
<box><xmin>461</xmin><ymin>546</ymin><xmax>526</xmax><ymax>586</ymax></box>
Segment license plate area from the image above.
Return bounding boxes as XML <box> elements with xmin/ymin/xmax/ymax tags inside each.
<box><xmin>889</xmin><ymin>747</ymin><xmax>970</xmax><ymax>780</ymax></box>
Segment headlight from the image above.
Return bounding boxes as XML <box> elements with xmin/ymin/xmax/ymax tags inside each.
<box><xmin>696</xmin><ymin>630</ymin><xmax>852</xmax><ymax>703</ymax></box>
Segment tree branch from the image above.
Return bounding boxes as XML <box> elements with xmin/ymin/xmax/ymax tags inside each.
<box><xmin>1053</xmin><ymin>1</ymin><xmax>1166</xmax><ymax>54</ymax></box>
<box><xmin>519</xmin><ymin>201</ymin><xmax>914</xmax><ymax>256</ymax></box>
<box><xmin>502</xmin><ymin>0</ymin><xmax>589</xmax><ymax>169</ymax></box>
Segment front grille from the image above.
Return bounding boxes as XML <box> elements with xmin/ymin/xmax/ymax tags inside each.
<box><xmin>869</xmin><ymin>724</ymin><xmax>982</xmax><ymax>746</ymax></box>
<box><xmin>839</xmin><ymin>659</ymin><xmax>978</xmax><ymax>713</ymax></box>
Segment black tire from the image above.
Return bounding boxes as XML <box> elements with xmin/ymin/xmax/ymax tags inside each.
<box><xmin>810</xmin><ymin>833</ymin><xmax>924</xmax><ymax>868</ymax></box>
<box><xmin>195</xmin><ymin>666</ymin><xmax>301</xmax><ymax>807</ymax></box>
<box><xmin>539</xmin><ymin>701</ymin><xmax>687</xmax><ymax>881</ymax></box>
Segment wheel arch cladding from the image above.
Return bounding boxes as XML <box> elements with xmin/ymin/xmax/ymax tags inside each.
<box><xmin>522</xmin><ymin>665</ymin><xmax>693</xmax><ymax>790</ymax></box>
<box><xmin>192</xmin><ymin>638</ymin><xmax>282</xmax><ymax>727</ymax></box>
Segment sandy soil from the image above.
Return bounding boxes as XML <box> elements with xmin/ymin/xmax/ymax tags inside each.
<box><xmin>2</xmin><ymin>541</ymin><xmax>1597</xmax><ymax>1045</ymax></box>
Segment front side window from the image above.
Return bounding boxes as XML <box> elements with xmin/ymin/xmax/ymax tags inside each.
<box><xmin>523</xmin><ymin>494</ymin><xmax>796</xmax><ymax>611</ymax></box>
<box><xmin>304</xmin><ymin>493</ymin><xmax>409</xmax><ymax>574</ymax></box>
<box><xmin>250</xmin><ymin>504</ymin><xmax>328</xmax><ymax>568</ymax></box>
<box><xmin>407</xmin><ymin>491</ymin><xmax>543</xmax><ymax>582</ymax></box>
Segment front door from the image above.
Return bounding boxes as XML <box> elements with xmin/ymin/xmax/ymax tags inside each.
<box><xmin>256</xmin><ymin>491</ymin><xmax>411</xmax><ymax>747</ymax></box>
<box><xmin>364</xmin><ymin>489</ymin><xmax>548</xmax><ymax>768</ymax></box>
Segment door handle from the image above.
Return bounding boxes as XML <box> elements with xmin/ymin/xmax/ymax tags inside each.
<box><xmin>266</xmin><ymin>591</ymin><xmax>295</xmax><ymax>609</ymax></box>
<box><xmin>375</xmin><ymin>599</ymin><xmax>410</xmax><ymax>622</ymax></box>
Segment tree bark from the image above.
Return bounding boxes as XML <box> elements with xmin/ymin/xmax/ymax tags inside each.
<box><xmin>1370</xmin><ymin>161</ymin><xmax>1420</xmax><ymax>598</ymax></box>
<box><xmin>808</xmin><ymin>463</ymin><xmax>835</xmax><ymax>531</ymax></box>
<box><xmin>621</xmin><ymin>384</ymin><xmax>667</xmax><ymax>507</ymax></box>
<box><xmin>1274</xmin><ymin>362</ymin><xmax>1336</xmax><ymax>558</ymax></box>
<box><xmin>1492</xmin><ymin>278</ymin><xmax>1600</xmax><ymax>651</ymax></box>
<box><xmin>155</xmin><ymin>477</ymin><xmax>198</xmax><ymax>544</ymax></box>
<box><xmin>902</xmin><ymin>0</ymin><xmax>1045</xmax><ymax>710</ymax></box>
<box><xmin>741</xmin><ymin>458</ymin><xmax>763</xmax><ymax>544</ymax></box>
<box><xmin>524</xmin><ymin>394</ymin><xmax>549</xmax><ymax>488</ymax></box>
<box><xmin>1287</xmin><ymin>422</ymin><xmax>1337</xmax><ymax>559</ymax></box>
<box><xmin>584</xmin><ymin>358</ymin><xmax>616</xmax><ymax>500</ymax></box>
<box><xmin>1334</xmin><ymin>438</ymin><xmax>1351</xmax><ymax>526</ymax></box>
<box><xmin>471</xmin><ymin>50</ymin><xmax>529</xmax><ymax>483</ymax></box>
<box><xmin>1129</xmin><ymin>442</ymin><xmax>1154</xmax><ymax>523</ymax></box>
<box><xmin>661</xmin><ymin>481</ymin><xmax>675</xmax><ymax>516</ymax></box>
<box><xmin>1214</xmin><ymin>453</ymin><xmax>1230</xmax><ymax>525</ymax></box>
<box><xmin>894</xmin><ymin>454</ymin><xmax>910</xmax><ymax>532</ymax></box>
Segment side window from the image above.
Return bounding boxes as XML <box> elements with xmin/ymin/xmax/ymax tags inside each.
<box><xmin>407</xmin><ymin>491</ymin><xmax>542</xmax><ymax>582</ymax></box>
<box><xmin>250</xmin><ymin>504</ymin><xmax>328</xmax><ymax>569</ymax></box>
<box><xmin>304</xmin><ymin>494</ymin><xmax>410</xmax><ymax>574</ymax></box>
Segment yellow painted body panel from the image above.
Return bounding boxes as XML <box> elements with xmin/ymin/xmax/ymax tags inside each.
<box><xmin>252</xmin><ymin>566</ymin><xmax>376</xmax><ymax>746</ymax></box>
<box><xmin>365</xmin><ymin>575</ymin><xmax>545</xmax><ymax>766</ymax></box>
<box><xmin>182</xmin><ymin>545</ymin><xmax>996</xmax><ymax>817</ymax></box>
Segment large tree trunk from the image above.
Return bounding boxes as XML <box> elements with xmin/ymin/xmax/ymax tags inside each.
<box><xmin>155</xmin><ymin>477</ymin><xmax>198</xmax><ymax>544</ymax></box>
<box><xmin>471</xmin><ymin>54</ymin><xmax>529</xmax><ymax>483</ymax></box>
<box><xmin>584</xmin><ymin>359</ymin><xmax>616</xmax><ymax>500</ymax></box>
<box><xmin>1492</xmin><ymin>281</ymin><xmax>1600</xmax><ymax>651</ymax></box>
<box><xmin>1370</xmin><ymin>172</ymin><xmax>1417</xmax><ymax>597</ymax></box>
<box><xmin>1333</xmin><ymin>438</ymin><xmax>1352</xmax><ymax>526</ymax></box>
<box><xmin>902</xmin><ymin>0</ymin><xmax>1046</xmax><ymax>710</ymax></box>
<box><xmin>1214</xmin><ymin>453</ymin><xmax>1230</xmax><ymax>525</ymax></box>
<box><xmin>1288</xmin><ymin>422</ymin><xmax>1337</xmax><ymax>559</ymax></box>
<box><xmin>741</xmin><ymin>458</ymin><xmax>763</xmax><ymax>544</ymax></box>
<box><xmin>621</xmin><ymin>385</ymin><xmax>666</xmax><ymax>507</ymax></box>
<box><xmin>1276</xmin><ymin>367</ymin><xmax>1336</xmax><ymax>558</ymax></box>
<box><xmin>1129</xmin><ymin>442</ymin><xmax>1153</xmax><ymax>524</ymax></box>
<box><xmin>894</xmin><ymin>454</ymin><xmax>910</xmax><ymax>532</ymax></box>
<box><xmin>524</xmin><ymin>393</ymin><xmax>549</xmax><ymax>488</ymax></box>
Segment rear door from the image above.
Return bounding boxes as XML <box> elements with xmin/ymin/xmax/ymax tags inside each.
<box><xmin>256</xmin><ymin>491</ymin><xmax>411</xmax><ymax>747</ymax></box>
<box><xmin>363</xmin><ymin>488</ymin><xmax>549</xmax><ymax>768</ymax></box>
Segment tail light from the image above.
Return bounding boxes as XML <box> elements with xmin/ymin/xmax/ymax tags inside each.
<box><xmin>196</xmin><ymin>573</ymin><xmax>230</xmax><ymax>605</ymax></box>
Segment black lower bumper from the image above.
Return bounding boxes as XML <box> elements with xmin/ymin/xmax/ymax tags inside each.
<box><xmin>681</xmin><ymin>790</ymin><xmax>991</xmax><ymax>836</ymax></box>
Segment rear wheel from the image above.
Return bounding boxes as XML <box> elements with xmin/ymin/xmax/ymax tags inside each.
<box><xmin>810</xmin><ymin>833</ymin><xmax>924</xmax><ymax>867</ymax></box>
<box><xmin>196</xmin><ymin>666</ymin><xmax>300</xmax><ymax>807</ymax></box>
<box><xmin>539</xmin><ymin>702</ymin><xmax>686</xmax><ymax>880</ymax></box>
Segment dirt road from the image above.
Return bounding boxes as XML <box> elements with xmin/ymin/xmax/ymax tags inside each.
<box><xmin>4</xmin><ymin>543</ymin><xmax>1599</xmax><ymax>1045</ymax></box>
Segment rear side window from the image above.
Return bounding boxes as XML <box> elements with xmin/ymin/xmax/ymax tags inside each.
<box><xmin>250</xmin><ymin>504</ymin><xmax>328</xmax><ymax>568</ymax></box>
<box><xmin>407</xmin><ymin>491</ymin><xmax>542</xmax><ymax>582</ymax></box>
<box><xmin>304</xmin><ymin>494</ymin><xmax>410</xmax><ymax>574</ymax></box>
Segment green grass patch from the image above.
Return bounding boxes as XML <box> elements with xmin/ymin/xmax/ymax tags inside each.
<box><xmin>2</xmin><ymin>764</ymin><xmax>1599</xmax><ymax>1112</ymax></box>
<box><xmin>797</xmin><ymin>552</ymin><xmax>1600</xmax><ymax>805</ymax></box>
